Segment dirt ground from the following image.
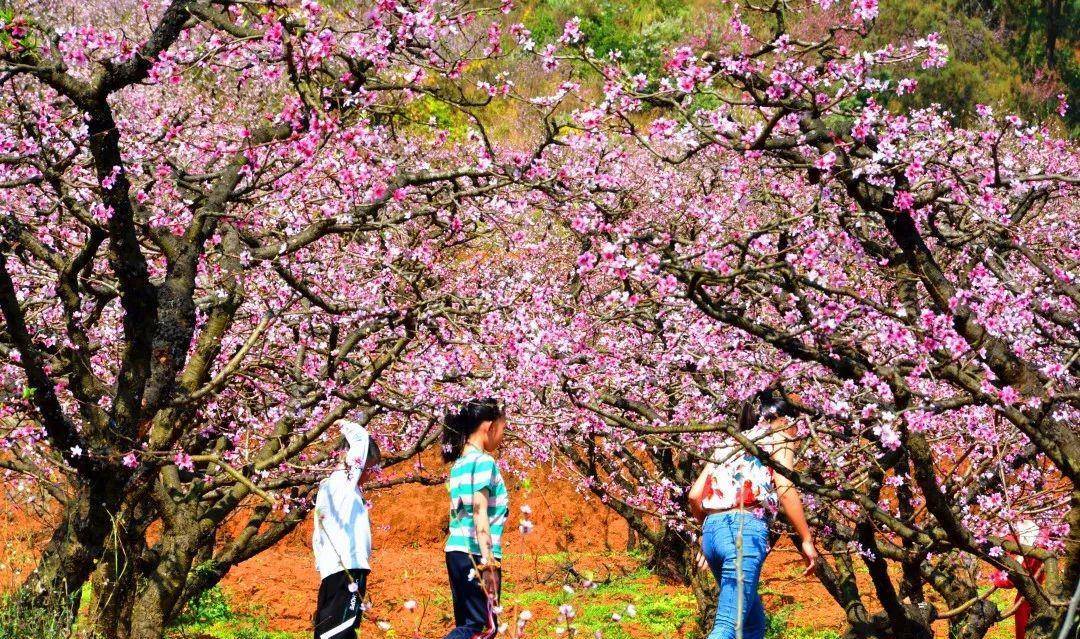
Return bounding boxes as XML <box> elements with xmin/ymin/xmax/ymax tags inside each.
<box><xmin>0</xmin><ymin>470</ymin><xmax>1008</xmax><ymax>638</ymax></box>
<box><xmin>222</xmin><ymin>471</ymin><xmax>853</xmax><ymax>636</ymax></box>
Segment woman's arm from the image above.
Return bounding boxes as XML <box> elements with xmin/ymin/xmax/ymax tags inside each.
<box><xmin>770</xmin><ymin>421</ymin><xmax>818</xmax><ymax>575</ymax></box>
<box><xmin>687</xmin><ymin>463</ymin><xmax>712</xmax><ymax>523</ymax></box>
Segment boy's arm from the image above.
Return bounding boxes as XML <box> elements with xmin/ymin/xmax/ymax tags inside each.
<box><xmin>472</xmin><ymin>487</ymin><xmax>499</xmax><ymax>598</ymax></box>
<box><xmin>472</xmin><ymin>488</ymin><xmax>494</xmax><ymax>564</ymax></box>
<box><xmin>467</xmin><ymin>457</ymin><xmax>497</xmax><ymax>565</ymax></box>
<box><xmin>311</xmin><ymin>486</ymin><xmax>326</xmax><ymax>567</ymax></box>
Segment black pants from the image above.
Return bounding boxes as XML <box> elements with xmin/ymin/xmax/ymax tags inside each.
<box><xmin>314</xmin><ymin>569</ymin><xmax>369</xmax><ymax>639</ymax></box>
<box><xmin>444</xmin><ymin>551</ymin><xmax>501</xmax><ymax>639</ymax></box>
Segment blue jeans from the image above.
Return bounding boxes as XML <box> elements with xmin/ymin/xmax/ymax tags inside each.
<box><xmin>701</xmin><ymin>511</ymin><xmax>770</xmax><ymax>639</ymax></box>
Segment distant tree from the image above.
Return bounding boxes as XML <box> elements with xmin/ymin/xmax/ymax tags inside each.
<box><xmin>481</xmin><ymin>3</ymin><xmax>1080</xmax><ymax>638</ymax></box>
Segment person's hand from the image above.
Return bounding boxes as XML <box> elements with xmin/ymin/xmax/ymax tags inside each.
<box><xmin>695</xmin><ymin>550</ymin><xmax>708</xmax><ymax>572</ymax></box>
<box><xmin>481</xmin><ymin>566</ymin><xmax>500</xmax><ymax>599</ymax></box>
<box><xmin>799</xmin><ymin>537</ymin><xmax>818</xmax><ymax>576</ymax></box>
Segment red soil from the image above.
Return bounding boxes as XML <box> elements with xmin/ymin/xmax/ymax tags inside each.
<box><xmin>0</xmin><ymin>472</ymin><xmax>1008</xmax><ymax>638</ymax></box>
<box><xmin>224</xmin><ymin>470</ymin><xmax>645</xmax><ymax>634</ymax></box>
<box><xmin>221</xmin><ymin>471</ymin><xmax>855</xmax><ymax>636</ymax></box>
<box><xmin>0</xmin><ymin>492</ymin><xmax>53</xmax><ymax>594</ymax></box>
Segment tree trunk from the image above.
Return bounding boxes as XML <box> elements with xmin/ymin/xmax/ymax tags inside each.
<box><xmin>83</xmin><ymin>528</ymin><xmax>145</xmax><ymax>639</ymax></box>
<box><xmin>81</xmin><ymin>500</ymin><xmax>235</xmax><ymax>639</ymax></box>
<box><xmin>1029</xmin><ymin>491</ymin><xmax>1080</xmax><ymax>639</ymax></box>
<box><xmin>127</xmin><ymin>585</ymin><xmax>172</xmax><ymax>639</ymax></box>
<box><xmin>170</xmin><ymin>539</ymin><xmax>216</xmax><ymax>621</ymax></box>
<box><xmin>17</xmin><ymin>481</ymin><xmax>116</xmax><ymax>624</ymax></box>
<box><xmin>646</xmin><ymin>526</ymin><xmax>721</xmax><ymax>635</ymax></box>
<box><xmin>953</xmin><ymin>600</ymin><xmax>999</xmax><ymax>639</ymax></box>
<box><xmin>924</xmin><ymin>554</ymin><xmax>995</xmax><ymax>639</ymax></box>
<box><xmin>1044</xmin><ymin>0</ymin><xmax>1061</xmax><ymax>66</ymax></box>
<box><xmin>1051</xmin><ymin>492</ymin><xmax>1080</xmax><ymax>610</ymax></box>
<box><xmin>647</xmin><ymin>526</ymin><xmax>694</xmax><ymax>585</ymax></box>
<box><xmin>86</xmin><ymin>563</ymin><xmax>136</xmax><ymax>639</ymax></box>
<box><xmin>127</xmin><ymin>520</ymin><xmax>205</xmax><ymax>639</ymax></box>
<box><xmin>691</xmin><ymin>562</ymin><xmax>720</xmax><ymax>636</ymax></box>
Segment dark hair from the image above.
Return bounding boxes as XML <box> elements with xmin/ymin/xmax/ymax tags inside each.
<box><xmin>737</xmin><ymin>386</ymin><xmax>797</xmax><ymax>431</ymax></box>
<box><xmin>366</xmin><ymin>439</ymin><xmax>382</xmax><ymax>470</ymax></box>
<box><xmin>441</xmin><ymin>398</ymin><xmax>504</xmax><ymax>463</ymax></box>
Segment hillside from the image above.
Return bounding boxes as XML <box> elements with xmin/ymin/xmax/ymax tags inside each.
<box><xmin>0</xmin><ymin>464</ymin><xmax>1025</xmax><ymax>638</ymax></box>
<box><xmin>213</xmin><ymin>473</ymin><xmax>855</xmax><ymax>638</ymax></box>
<box><xmin>517</xmin><ymin>0</ymin><xmax>1078</xmax><ymax>135</ymax></box>
<box><xmin>0</xmin><ymin>471</ymin><xmax>1023</xmax><ymax>639</ymax></box>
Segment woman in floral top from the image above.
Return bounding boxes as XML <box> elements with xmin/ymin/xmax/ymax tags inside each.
<box><xmin>688</xmin><ymin>388</ymin><xmax>818</xmax><ymax>639</ymax></box>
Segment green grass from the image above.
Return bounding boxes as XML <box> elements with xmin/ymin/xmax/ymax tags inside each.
<box><xmin>504</xmin><ymin>569</ymin><xmax>840</xmax><ymax>639</ymax></box>
<box><xmin>983</xmin><ymin>587</ymin><xmax>1017</xmax><ymax>639</ymax></box>
<box><xmin>168</xmin><ymin>620</ymin><xmax>302</xmax><ymax>639</ymax></box>
<box><xmin>176</xmin><ymin>585</ymin><xmax>234</xmax><ymax>626</ymax></box>
<box><xmin>506</xmin><ymin>567</ymin><xmax>697</xmax><ymax>639</ymax></box>
<box><xmin>0</xmin><ymin>593</ymin><xmax>75</xmax><ymax>639</ymax></box>
<box><xmin>0</xmin><ymin>579</ymin><xmax>83</xmax><ymax>639</ymax></box>
<box><xmin>524</xmin><ymin>0</ymin><xmax>708</xmax><ymax>78</ymax></box>
<box><xmin>765</xmin><ymin>606</ymin><xmax>842</xmax><ymax>639</ymax></box>
<box><xmin>168</xmin><ymin>586</ymin><xmax>303</xmax><ymax>639</ymax></box>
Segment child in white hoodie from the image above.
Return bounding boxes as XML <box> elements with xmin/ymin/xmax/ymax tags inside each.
<box><xmin>312</xmin><ymin>420</ymin><xmax>381</xmax><ymax>639</ymax></box>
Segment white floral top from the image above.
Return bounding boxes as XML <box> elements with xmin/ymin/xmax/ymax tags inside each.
<box><xmin>700</xmin><ymin>425</ymin><xmax>779</xmax><ymax>517</ymax></box>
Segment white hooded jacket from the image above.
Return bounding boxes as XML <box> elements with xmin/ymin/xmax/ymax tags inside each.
<box><xmin>312</xmin><ymin>421</ymin><xmax>373</xmax><ymax>579</ymax></box>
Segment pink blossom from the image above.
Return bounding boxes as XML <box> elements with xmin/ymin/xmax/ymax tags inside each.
<box><xmin>814</xmin><ymin>151</ymin><xmax>837</xmax><ymax>171</ymax></box>
<box><xmin>998</xmin><ymin>386</ymin><xmax>1020</xmax><ymax>406</ymax></box>
<box><xmin>559</xmin><ymin>17</ymin><xmax>583</xmax><ymax>45</ymax></box>
<box><xmin>174</xmin><ymin>452</ymin><xmax>194</xmax><ymax>473</ymax></box>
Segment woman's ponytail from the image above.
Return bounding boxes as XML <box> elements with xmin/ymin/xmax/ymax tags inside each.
<box><xmin>738</xmin><ymin>385</ymin><xmax>796</xmax><ymax>431</ymax></box>
<box><xmin>737</xmin><ymin>399</ymin><xmax>759</xmax><ymax>432</ymax></box>
<box><xmin>441</xmin><ymin>412</ymin><xmax>469</xmax><ymax>464</ymax></box>
<box><xmin>441</xmin><ymin>398</ymin><xmax>504</xmax><ymax>463</ymax></box>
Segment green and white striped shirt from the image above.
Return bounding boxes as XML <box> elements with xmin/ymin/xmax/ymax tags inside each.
<box><xmin>445</xmin><ymin>447</ymin><xmax>509</xmax><ymax>559</ymax></box>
